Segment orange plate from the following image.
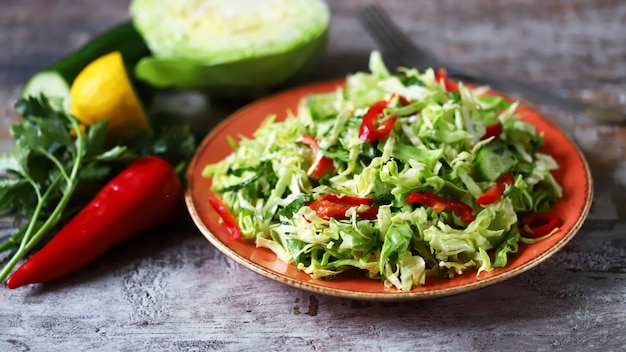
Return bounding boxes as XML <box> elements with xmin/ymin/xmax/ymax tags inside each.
<box><xmin>185</xmin><ymin>79</ymin><xmax>593</xmax><ymax>301</ymax></box>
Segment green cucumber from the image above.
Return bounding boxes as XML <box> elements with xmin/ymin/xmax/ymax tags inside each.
<box><xmin>475</xmin><ymin>142</ymin><xmax>518</xmax><ymax>182</ymax></box>
<box><xmin>21</xmin><ymin>21</ymin><xmax>151</xmax><ymax>105</ymax></box>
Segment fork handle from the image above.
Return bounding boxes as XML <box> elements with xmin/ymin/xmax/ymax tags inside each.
<box><xmin>448</xmin><ymin>66</ymin><xmax>626</xmax><ymax>124</ymax></box>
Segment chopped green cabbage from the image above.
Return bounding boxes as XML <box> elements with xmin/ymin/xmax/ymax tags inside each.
<box><xmin>202</xmin><ymin>51</ymin><xmax>563</xmax><ymax>290</ymax></box>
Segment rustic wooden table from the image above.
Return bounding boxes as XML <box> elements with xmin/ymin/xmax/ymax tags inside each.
<box><xmin>1</xmin><ymin>0</ymin><xmax>625</xmax><ymax>351</ymax></box>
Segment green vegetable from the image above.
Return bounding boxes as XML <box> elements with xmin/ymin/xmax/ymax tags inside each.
<box><xmin>307</xmin><ymin>92</ymin><xmax>341</xmax><ymax>121</ymax></box>
<box><xmin>130</xmin><ymin>0</ymin><xmax>330</xmax><ymax>97</ymax></box>
<box><xmin>20</xmin><ymin>22</ymin><xmax>151</xmax><ymax>106</ymax></box>
<box><xmin>203</xmin><ymin>51</ymin><xmax>563</xmax><ymax>290</ymax></box>
<box><xmin>0</xmin><ymin>96</ymin><xmax>195</xmax><ymax>283</ymax></box>
<box><xmin>475</xmin><ymin>142</ymin><xmax>518</xmax><ymax>181</ymax></box>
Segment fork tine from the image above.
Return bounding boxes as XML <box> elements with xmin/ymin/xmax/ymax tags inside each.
<box><xmin>359</xmin><ymin>5</ymin><xmax>415</xmax><ymax>57</ymax></box>
<box><xmin>358</xmin><ymin>4</ymin><xmax>440</xmax><ymax>69</ymax></box>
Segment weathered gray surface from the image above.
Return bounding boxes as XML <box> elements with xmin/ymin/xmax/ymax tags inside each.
<box><xmin>1</xmin><ymin>0</ymin><xmax>625</xmax><ymax>351</ymax></box>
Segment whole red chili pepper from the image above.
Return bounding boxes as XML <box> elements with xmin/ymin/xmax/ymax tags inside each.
<box><xmin>406</xmin><ymin>191</ymin><xmax>476</xmax><ymax>223</ymax></box>
<box><xmin>5</xmin><ymin>156</ymin><xmax>182</xmax><ymax>289</ymax></box>
<box><xmin>476</xmin><ymin>173</ymin><xmax>515</xmax><ymax>205</ymax></box>
<box><xmin>301</xmin><ymin>135</ymin><xmax>334</xmax><ymax>180</ymax></box>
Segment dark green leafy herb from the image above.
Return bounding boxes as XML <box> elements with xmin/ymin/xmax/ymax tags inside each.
<box><xmin>372</xmin><ymin>193</ymin><xmax>395</xmax><ymax>206</ymax></box>
<box><xmin>318</xmin><ymin>145</ymin><xmax>351</xmax><ymax>163</ymax></box>
<box><xmin>401</xmin><ymin>75</ymin><xmax>425</xmax><ymax>87</ymax></box>
<box><xmin>219</xmin><ymin>161</ymin><xmax>274</xmax><ymax>193</ymax></box>
<box><xmin>447</xmin><ymin>91</ymin><xmax>461</xmax><ymax>102</ymax></box>
<box><xmin>278</xmin><ymin>194</ymin><xmax>315</xmax><ymax>219</ymax></box>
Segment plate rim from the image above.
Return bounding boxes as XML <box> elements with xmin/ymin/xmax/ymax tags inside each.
<box><xmin>184</xmin><ymin>79</ymin><xmax>594</xmax><ymax>301</ymax></box>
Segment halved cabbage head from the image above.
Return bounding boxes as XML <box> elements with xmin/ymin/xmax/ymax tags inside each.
<box><xmin>130</xmin><ymin>0</ymin><xmax>330</xmax><ymax>97</ymax></box>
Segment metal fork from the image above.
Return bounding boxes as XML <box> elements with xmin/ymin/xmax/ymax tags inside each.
<box><xmin>358</xmin><ymin>4</ymin><xmax>626</xmax><ymax>124</ymax></box>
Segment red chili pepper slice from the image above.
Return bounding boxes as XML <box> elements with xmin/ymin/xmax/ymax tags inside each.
<box><xmin>357</xmin><ymin>205</ymin><xmax>379</xmax><ymax>219</ymax></box>
<box><xmin>307</xmin><ymin>200</ymin><xmax>351</xmax><ymax>220</ymax></box>
<box><xmin>476</xmin><ymin>173</ymin><xmax>515</xmax><ymax>205</ymax></box>
<box><xmin>307</xmin><ymin>195</ymin><xmax>378</xmax><ymax>220</ymax></box>
<box><xmin>406</xmin><ymin>191</ymin><xmax>476</xmax><ymax>222</ymax></box>
<box><xmin>520</xmin><ymin>213</ymin><xmax>560</xmax><ymax>238</ymax></box>
<box><xmin>318</xmin><ymin>194</ymin><xmax>374</xmax><ymax>206</ymax></box>
<box><xmin>398</xmin><ymin>96</ymin><xmax>411</xmax><ymax>106</ymax></box>
<box><xmin>389</xmin><ymin>93</ymin><xmax>411</xmax><ymax>106</ymax></box>
<box><xmin>301</xmin><ymin>135</ymin><xmax>319</xmax><ymax>148</ymax></box>
<box><xmin>301</xmin><ymin>135</ymin><xmax>334</xmax><ymax>180</ymax></box>
<box><xmin>444</xmin><ymin>198</ymin><xmax>477</xmax><ymax>223</ymax></box>
<box><xmin>480</xmin><ymin>122</ymin><xmax>502</xmax><ymax>141</ymax></box>
<box><xmin>208</xmin><ymin>192</ymin><xmax>241</xmax><ymax>240</ymax></box>
<box><xmin>435</xmin><ymin>68</ymin><xmax>459</xmax><ymax>92</ymax></box>
<box><xmin>405</xmin><ymin>191</ymin><xmax>446</xmax><ymax>212</ymax></box>
<box><xmin>358</xmin><ymin>100</ymin><xmax>398</xmax><ymax>142</ymax></box>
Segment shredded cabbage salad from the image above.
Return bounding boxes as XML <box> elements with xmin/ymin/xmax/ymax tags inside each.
<box><xmin>202</xmin><ymin>52</ymin><xmax>563</xmax><ymax>290</ymax></box>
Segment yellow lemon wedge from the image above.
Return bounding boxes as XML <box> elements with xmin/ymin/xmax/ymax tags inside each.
<box><xmin>70</xmin><ymin>51</ymin><xmax>151</xmax><ymax>143</ymax></box>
